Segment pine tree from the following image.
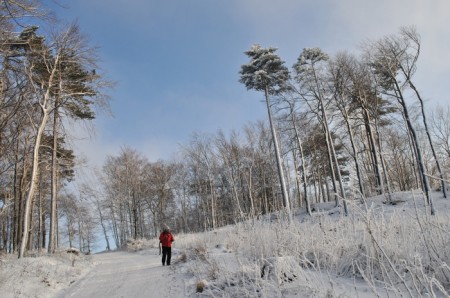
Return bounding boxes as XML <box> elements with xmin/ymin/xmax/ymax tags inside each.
<box><xmin>239</xmin><ymin>44</ymin><xmax>291</xmax><ymax>220</ymax></box>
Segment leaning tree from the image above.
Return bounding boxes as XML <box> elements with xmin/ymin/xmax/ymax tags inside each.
<box><xmin>19</xmin><ymin>24</ymin><xmax>108</xmax><ymax>257</ymax></box>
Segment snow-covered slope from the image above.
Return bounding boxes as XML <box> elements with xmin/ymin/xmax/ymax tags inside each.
<box><xmin>1</xmin><ymin>190</ymin><xmax>449</xmax><ymax>297</ymax></box>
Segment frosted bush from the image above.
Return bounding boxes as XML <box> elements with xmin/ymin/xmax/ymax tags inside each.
<box><xmin>181</xmin><ymin>195</ymin><xmax>450</xmax><ymax>297</ymax></box>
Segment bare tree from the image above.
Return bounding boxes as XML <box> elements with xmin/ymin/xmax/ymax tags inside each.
<box><xmin>101</xmin><ymin>148</ymin><xmax>146</xmax><ymax>245</ymax></box>
<box><xmin>366</xmin><ymin>28</ymin><xmax>435</xmax><ymax>214</ymax></box>
<box><xmin>143</xmin><ymin>160</ymin><xmax>177</xmax><ymax>235</ymax></box>
<box><xmin>215</xmin><ymin>130</ymin><xmax>246</xmax><ymax>221</ymax></box>
<box><xmin>430</xmin><ymin>105</ymin><xmax>450</xmax><ymax>189</ymax></box>
<box><xmin>78</xmin><ymin>178</ymin><xmax>111</xmax><ymax>252</ymax></box>
<box><xmin>431</xmin><ymin>106</ymin><xmax>450</xmax><ymax>161</ymax></box>
<box><xmin>243</xmin><ymin>121</ymin><xmax>278</xmax><ymax>216</ymax></box>
<box><xmin>328</xmin><ymin>52</ymin><xmax>366</xmax><ymax>199</ymax></box>
<box><xmin>279</xmin><ymin>97</ymin><xmax>311</xmax><ymax>215</ymax></box>
<box><xmin>170</xmin><ymin>161</ymin><xmax>191</xmax><ymax>233</ymax></box>
<box><xmin>395</xmin><ymin>27</ymin><xmax>446</xmax><ymax>198</ymax></box>
<box><xmin>182</xmin><ymin>133</ymin><xmax>220</xmax><ymax>230</ymax></box>
<box><xmin>293</xmin><ymin>48</ymin><xmax>348</xmax><ymax>215</ymax></box>
<box><xmin>0</xmin><ymin>0</ymin><xmax>44</xmax><ymax>22</ymax></box>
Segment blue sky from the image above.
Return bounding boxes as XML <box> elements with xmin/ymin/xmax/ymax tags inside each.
<box><xmin>44</xmin><ymin>0</ymin><xmax>450</xmax><ymax>168</ymax></box>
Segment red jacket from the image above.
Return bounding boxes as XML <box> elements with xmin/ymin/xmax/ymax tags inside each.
<box><xmin>159</xmin><ymin>231</ymin><xmax>174</xmax><ymax>247</ymax></box>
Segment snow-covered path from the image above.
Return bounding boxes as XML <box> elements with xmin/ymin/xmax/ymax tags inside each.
<box><xmin>57</xmin><ymin>251</ymin><xmax>183</xmax><ymax>298</ymax></box>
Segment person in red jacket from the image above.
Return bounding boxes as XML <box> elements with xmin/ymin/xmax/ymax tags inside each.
<box><xmin>159</xmin><ymin>226</ymin><xmax>174</xmax><ymax>266</ymax></box>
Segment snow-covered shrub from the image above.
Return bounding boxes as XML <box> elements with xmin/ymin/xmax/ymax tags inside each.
<box><xmin>260</xmin><ymin>256</ymin><xmax>301</xmax><ymax>284</ymax></box>
<box><xmin>125</xmin><ymin>238</ymin><xmax>144</xmax><ymax>251</ymax></box>
<box><xmin>0</xmin><ymin>250</ymin><xmax>93</xmax><ymax>297</ymax></box>
<box><xmin>196</xmin><ymin>280</ymin><xmax>207</xmax><ymax>293</ymax></box>
<box><xmin>177</xmin><ymin>251</ymin><xmax>187</xmax><ymax>263</ymax></box>
<box><xmin>174</xmin><ymin>193</ymin><xmax>450</xmax><ymax>296</ymax></box>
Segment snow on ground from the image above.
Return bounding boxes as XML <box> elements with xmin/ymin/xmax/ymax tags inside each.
<box><xmin>0</xmin><ymin>244</ymin><xmax>191</xmax><ymax>297</ymax></box>
<box><xmin>0</xmin><ymin>249</ymin><xmax>93</xmax><ymax>298</ymax></box>
<box><xmin>56</xmin><ymin>250</ymin><xmax>183</xmax><ymax>298</ymax></box>
<box><xmin>1</xmin><ymin>190</ymin><xmax>450</xmax><ymax>297</ymax></box>
<box><xmin>172</xmin><ymin>190</ymin><xmax>450</xmax><ymax>297</ymax></box>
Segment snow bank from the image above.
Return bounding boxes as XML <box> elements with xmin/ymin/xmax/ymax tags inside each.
<box><xmin>0</xmin><ymin>249</ymin><xmax>93</xmax><ymax>298</ymax></box>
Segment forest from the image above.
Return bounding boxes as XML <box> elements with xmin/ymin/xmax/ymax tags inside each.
<box><xmin>1</xmin><ymin>0</ymin><xmax>449</xmax><ymax>260</ymax></box>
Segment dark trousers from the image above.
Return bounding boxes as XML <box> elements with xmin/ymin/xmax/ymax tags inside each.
<box><xmin>162</xmin><ymin>246</ymin><xmax>171</xmax><ymax>265</ymax></box>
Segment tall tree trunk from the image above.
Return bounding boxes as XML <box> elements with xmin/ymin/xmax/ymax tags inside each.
<box><xmin>109</xmin><ymin>205</ymin><xmax>119</xmax><ymax>247</ymax></box>
<box><xmin>363</xmin><ymin>108</ymin><xmax>384</xmax><ymax>195</ymax></box>
<box><xmin>312</xmin><ymin>145</ymin><xmax>320</xmax><ymax>203</ymax></box>
<box><xmin>78</xmin><ymin>220</ymin><xmax>82</xmax><ymax>252</ymax></box>
<box><xmin>183</xmin><ymin>187</ymin><xmax>188</xmax><ymax>232</ymax></box>
<box><xmin>289</xmin><ymin>109</ymin><xmax>310</xmax><ymax>215</ymax></box>
<box><xmin>37</xmin><ymin>175</ymin><xmax>43</xmax><ymax>251</ymax></box>
<box><xmin>246</xmin><ymin>166</ymin><xmax>256</xmax><ymax>217</ymax></box>
<box><xmin>264</xmin><ymin>86</ymin><xmax>291</xmax><ymax>221</ymax></box>
<box><xmin>48</xmin><ymin>100</ymin><xmax>59</xmax><ymax>254</ymax></box>
<box><xmin>27</xmin><ymin>193</ymin><xmax>36</xmax><ymax>251</ymax></box>
<box><xmin>292</xmin><ymin>150</ymin><xmax>302</xmax><ymax>208</ymax></box>
<box><xmin>395</xmin><ymin>29</ymin><xmax>448</xmax><ymax>198</ymax></box>
<box><xmin>408</xmin><ymin>81</ymin><xmax>447</xmax><ymax>198</ymax></box>
<box><xmin>328</xmin><ymin>129</ymin><xmax>349</xmax><ymax>215</ymax></box>
<box><xmin>393</xmin><ymin>82</ymin><xmax>435</xmax><ymax>215</ymax></box>
<box><xmin>319</xmin><ymin>102</ymin><xmax>348</xmax><ymax>214</ymax></box>
<box><xmin>18</xmin><ymin>145</ymin><xmax>28</xmax><ymax>251</ymax></box>
<box><xmin>208</xmin><ymin>176</ymin><xmax>217</xmax><ymax>230</ymax></box>
<box><xmin>19</xmin><ymin>106</ymin><xmax>51</xmax><ymax>258</ymax></box>
<box><xmin>320</xmin><ymin>116</ymin><xmax>338</xmax><ymax>205</ymax></box>
<box><xmin>375</xmin><ymin>120</ymin><xmax>393</xmax><ymax>202</ymax></box>
<box><xmin>99</xmin><ymin>209</ymin><xmax>110</xmax><ymax>251</ymax></box>
<box><xmin>19</xmin><ymin>53</ymin><xmax>59</xmax><ymax>257</ymax></box>
<box><xmin>338</xmin><ymin>102</ymin><xmax>366</xmax><ymax>199</ymax></box>
<box><xmin>13</xmin><ymin>128</ymin><xmax>21</xmax><ymax>253</ymax></box>
<box><xmin>310</xmin><ymin>63</ymin><xmax>342</xmax><ymax>208</ymax></box>
<box><xmin>67</xmin><ymin>219</ymin><xmax>73</xmax><ymax>248</ymax></box>
<box><xmin>132</xmin><ymin>195</ymin><xmax>138</xmax><ymax>239</ymax></box>
<box><xmin>262</xmin><ymin>169</ymin><xmax>268</xmax><ymax>214</ymax></box>
<box><xmin>402</xmin><ymin>117</ymin><xmax>421</xmax><ymax>190</ymax></box>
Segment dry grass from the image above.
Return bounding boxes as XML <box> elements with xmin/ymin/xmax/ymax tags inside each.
<box><xmin>179</xmin><ymin>194</ymin><xmax>450</xmax><ymax>297</ymax></box>
<box><xmin>196</xmin><ymin>280</ymin><xmax>206</xmax><ymax>293</ymax></box>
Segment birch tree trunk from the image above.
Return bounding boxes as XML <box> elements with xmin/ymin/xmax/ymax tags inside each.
<box><xmin>19</xmin><ymin>105</ymin><xmax>51</xmax><ymax>258</ymax></box>
<box><xmin>19</xmin><ymin>51</ymin><xmax>59</xmax><ymax>257</ymax></box>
